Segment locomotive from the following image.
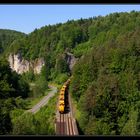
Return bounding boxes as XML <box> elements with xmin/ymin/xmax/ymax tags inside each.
<box><xmin>58</xmin><ymin>79</ymin><xmax>70</xmax><ymax>113</ymax></box>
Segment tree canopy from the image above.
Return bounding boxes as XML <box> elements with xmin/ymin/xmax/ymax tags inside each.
<box><xmin>1</xmin><ymin>10</ymin><xmax>140</xmax><ymax>135</ymax></box>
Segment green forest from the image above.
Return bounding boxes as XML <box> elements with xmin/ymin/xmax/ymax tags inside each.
<box><xmin>0</xmin><ymin>29</ymin><xmax>26</xmax><ymax>55</ymax></box>
<box><xmin>0</xmin><ymin>10</ymin><xmax>140</xmax><ymax>135</ymax></box>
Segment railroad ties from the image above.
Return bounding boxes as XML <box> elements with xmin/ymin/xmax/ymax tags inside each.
<box><xmin>56</xmin><ymin>113</ymin><xmax>66</xmax><ymax>135</ymax></box>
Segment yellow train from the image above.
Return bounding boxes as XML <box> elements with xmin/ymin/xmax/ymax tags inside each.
<box><xmin>58</xmin><ymin>78</ymin><xmax>71</xmax><ymax>113</ymax></box>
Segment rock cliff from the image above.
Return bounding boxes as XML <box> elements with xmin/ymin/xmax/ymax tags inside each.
<box><xmin>8</xmin><ymin>53</ymin><xmax>45</xmax><ymax>74</ymax></box>
<box><xmin>65</xmin><ymin>52</ymin><xmax>78</xmax><ymax>71</ymax></box>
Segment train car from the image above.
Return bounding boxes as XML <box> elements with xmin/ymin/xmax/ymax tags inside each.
<box><xmin>60</xmin><ymin>87</ymin><xmax>66</xmax><ymax>93</ymax></box>
<box><xmin>61</xmin><ymin>88</ymin><xmax>65</xmax><ymax>92</ymax></box>
<box><xmin>60</xmin><ymin>90</ymin><xmax>65</xmax><ymax>95</ymax></box>
<box><xmin>62</xmin><ymin>85</ymin><xmax>66</xmax><ymax>89</ymax></box>
<box><xmin>59</xmin><ymin>94</ymin><xmax>64</xmax><ymax>100</ymax></box>
<box><xmin>59</xmin><ymin>99</ymin><xmax>65</xmax><ymax>113</ymax></box>
<box><xmin>59</xmin><ymin>104</ymin><xmax>65</xmax><ymax>113</ymax></box>
<box><xmin>58</xmin><ymin>79</ymin><xmax>71</xmax><ymax>114</ymax></box>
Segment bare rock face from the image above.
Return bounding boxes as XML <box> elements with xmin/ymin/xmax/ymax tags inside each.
<box><xmin>65</xmin><ymin>52</ymin><xmax>78</xmax><ymax>71</ymax></box>
<box><xmin>8</xmin><ymin>53</ymin><xmax>45</xmax><ymax>74</ymax></box>
<box><xmin>33</xmin><ymin>58</ymin><xmax>45</xmax><ymax>74</ymax></box>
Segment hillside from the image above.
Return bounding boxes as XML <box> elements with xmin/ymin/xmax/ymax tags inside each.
<box><xmin>0</xmin><ymin>10</ymin><xmax>140</xmax><ymax>135</ymax></box>
<box><xmin>70</xmin><ymin>29</ymin><xmax>140</xmax><ymax>135</ymax></box>
<box><xmin>0</xmin><ymin>29</ymin><xmax>26</xmax><ymax>55</ymax></box>
<box><xmin>0</xmin><ymin>58</ymin><xmax>29</xmax><ymax>134</ymax></box>
<box><xmin>5</xmin><ymin>11</ymin><xmax>140</xmax><ymax>81</ymax></box>
<box><xmin>70</xmin><ymin>11</ymin><xmax>140</xmax><ymax>135</ymax></box>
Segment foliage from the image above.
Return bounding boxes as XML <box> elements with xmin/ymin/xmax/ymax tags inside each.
<box><xmin>0</xmin><ymin>58</ymin><xmax>30</xmax><ymax>134</ymax></box>
<box><xmin>11</xmin><ymin>94</ymin><xmax>57</xmax><ymax>135</ymax></box>
<box><xmin>0</xmin><ymin>29</ymin><xmax>25</xmax><ymax>55</ymax></box>
<box><xmin>70</xmin><ymin>13</ymin><xmax>140</xmax><ymax>135</ymax></box>
<box><xmin>1</xmin><ymin>10</ymin><xmax>140</xmax><ymax>135</ymax></box>
<box><xmin>54</xmin><ymin>73</ymin><xmax>69</xmax><ymax>85</ymax></box>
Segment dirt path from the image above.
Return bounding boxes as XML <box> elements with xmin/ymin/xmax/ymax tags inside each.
<box><xmin>27</xmin><ymin>85</ymin><xmax>57</xmax><ymax>114</ymax></box>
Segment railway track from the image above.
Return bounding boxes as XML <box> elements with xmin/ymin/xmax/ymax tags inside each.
<box><xmin>59</xmin><ymin>113</ymin><xmax>65</xmax><ymax>135</ymax></box>
<box><xmin>67</xmin><ymin>114</ymin><xmax>74</xmax><ymax>135</ymax></box>
<box><xmin>56</xmin><ymin>112</ymin><xmax>76</xmax><ymax>135</ymax></box>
